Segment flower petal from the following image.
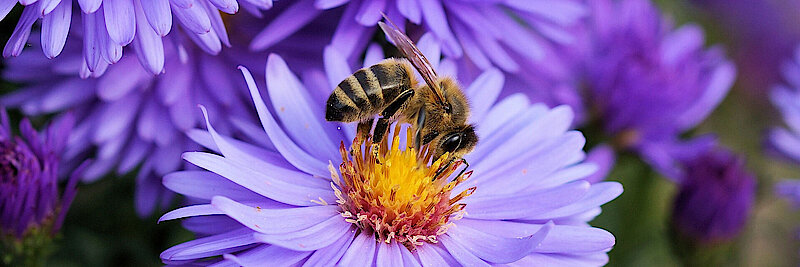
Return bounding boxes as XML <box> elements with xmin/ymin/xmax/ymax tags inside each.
<box><xmin>252</xmin><ymin>215</ymin><xmax>353</xmax><ymax>251</ymax></box>
<box><xmin>163</xmin><ymin>170</ymin><xmax>265</xmax><ymax>201</ymax></box>
<box><xmin>250</xmin><ymin>0</ymin><xmax>320</xmax><ymax>51</ymax></box>
<box><xmin>3</xmin><ymin>4</ymin><xmax>38</xmax><ymax>57</ymax></box>
<box><xmin>222</xmin><ymin>245</ymin><xmax>311</xmax><ymax>266</ymax></box>
<box><xmin>77</xmin><ymin>0</ymin><xmax>100</xmax><ymax>12</ymax></box>
<box><xmin>536</xmin><ymin>225</ymin><xmax>615</xmax><ymax>253</ymax></box>
<box><xmin>463</xmin><ymin>181</ymin><xmax>589</xmax><ymax>220</ymax></box>
<box><xmin>465</xmin><ymin>68</ymin><xmax>503</xmax><ymax>123</ymax></box>
<box><xmin>159</xmin><ymin>204</ymin><xmax>223</xmax><ymax>222</ymax></box>
<box><xmin>103</xmin><ymin>0</ymin><xmax>136</xmax><ymax>45</ymax></box>
<box><xmin>303</xmin><ymin>232</ymin><xmax>354</xmax><ymax>266</ymax></box>
<box><xmin>445</xmin><ymin>221</ymin><xmax>553</xmax><ymax>264</ymax></box>
<box><xmin>133</xmin><ymin>0</ymin><xmax>165</xmax><ymax>74</ymax></box>
<box><xmin>338</xmin><ymin>232</ymin><xmax>376</xmax><ymax>266</ymax></box>
<box><xmin>40</xmin><ymin>0</ymin><xmax>70</xmax><ymax>58</ymax></box>
<box><xmin>140</xmin><ymin>0</ymin><xmax>172</xmax><ymax>36</ymax></box>
<box><xmin>208</xmin><ymin>0</ymin><xmax>237</xmax><ymax>14</ymax></box>
<box><xmin>528</xmin><ymin>181</ymin><xmax>623</xmax><ymax>220</ymax></box>
<box><xmin>438</xmin><ymin>234</ymin><xmax>489</xmax><ymax>267</ymax></box>
<box><xmin>396</xmin><ymin>0</ymin><xmax>420</xmax><ymax>24</ymax></box>
<box><xmin>171</xmin><ymin>0</ymin><xmax>211</xmax><ymax>34</ymax></box>
<box><xmin>375</xmin><ymin>242</ymin><xmax>404</xmax><ymax>267</ymax></box>
<box><xmin>160</xmin><ymin>228</ymin><xmax>258</xmax><ymax>262</ymax></box>
<box><xmin>355</xmin><ymin>0</ymin><xmax>385</xmax><ymax>26</ymax></box>
<box><xmin>266</xmin><ymin>54</ymin><xmax>340</xmax><ymax>161</ymax></box>
<box><xmin>211</xmin><ymin>196</ymin><xmax>339</xmax><ymax>234</ymax></box>
<box><xmin>239</xmin><ymin>66</ymin><xmax>329</xmax><ymax>177</ymax></box>
<box><xmin>314</xmin><ymin>0</ymin><xmax>347</xmax><ymax>9</ymax></box>
<box><xmin>184</xmin><ymin>152</ymin><xmax>335</xmax><ymax>206</ymax></box>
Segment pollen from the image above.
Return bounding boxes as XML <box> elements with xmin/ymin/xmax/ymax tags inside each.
<box><xmin>331</xmin><ymin>125</ymin><xmax>476</xmax><ymax>250</ymax></box>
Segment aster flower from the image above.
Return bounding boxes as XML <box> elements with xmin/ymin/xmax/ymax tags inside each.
<box><xmin>0</xmin><ymin>0</ymin><xmax>271</xmax><ymax>75</ymax></box>
<box><xmin>1</xmin><ymin>28</ymin><xmax>266</xmax><ymax>216</ymax></box>
<box><xmin>767</xmin><ymin>45</ymin><xmax>800</xmax><ymax>165</ymax></box>
<box><xmin>159</xmin><ymin>51</ymin><xmax>621</xmax><ymax>265</ymax></box>
<box><xmin>0</xmin><ymin>110</ymin><xmax>86</xmax><ymax>266</ymax></box>
<box><xmin>252</xmin><ymin>0</ymin><xmax>585</xmax><ymax>71</ymax></box>
<box><xmin>670</xmin><ymin>147</ymin><xmax>755</xmax><ymax>244</ymax></box>
<box><xmin>583</xmin><ymin>0</ymin><xmax>736</xmax><ymax>180</ymax></box>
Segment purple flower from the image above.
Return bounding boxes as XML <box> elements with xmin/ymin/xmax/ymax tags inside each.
<box><xmin>767</xmin><ymin>45</ymin><xmax>800</xmax><ymax>165</ymax></box>
<box><xmin>691</xmin><ymin>0</ymin><xmax>800</xmax><ymax>94</ymax></box>
<box><xmin>0</xmin><ymin>109</ymin><xmax>87</xmax><ymax>265</ymax></box>
<box><xmin>159</xmin><ymin>48</ymin><xmax>622</xmax><ymax>265</ymax></box>
<box><xmin>1</xmin><ymin>28</ymin><xmax>268</xmax><ymax>216</ymax></box>
<box><xmin>254</xmin><ymin>0</ymin><xmax>585</xmax><ymax>63</ymax></box>
<box><xmin>670</xmin><ymin>147</ymin><xmax>755</xmax><ymax>243</ymax></box>
<box><xmin>0</xmin><ymin>0</ymin><xmax>271</xmax><ymax>75</ymax></box>
<box><xmin>583</xmin><ymin>0</ymin><xmax>736</xmax><ymax>180</ymax></box>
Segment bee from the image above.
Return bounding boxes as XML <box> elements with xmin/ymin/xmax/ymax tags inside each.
<box><xmin>325</xmin><ymin>15</ymin><xmax>478</xmax><ymax>163</ymax></box>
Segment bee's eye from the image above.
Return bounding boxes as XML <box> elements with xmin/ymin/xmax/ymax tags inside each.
<box><xmin>441</xmin><ymin>134</ymin><xmax>462</xmax><ymax>152</ymax></box>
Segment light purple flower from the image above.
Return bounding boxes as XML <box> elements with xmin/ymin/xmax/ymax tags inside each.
<box><xmin>159</xmin><ymin>44</ymin><xmax>621</xmax><ymax>265</ymax></box>
<box><xmin>0</xmin><ymin>109</ymin><xmax>84</xmax><ymax>240</ymax></box>
<box><xmin>583</xmin><ymin>0</ymin><xmax>736</xmax><ymax>180</ymax></box>
<box><xmin>670</xmin><ymin>147</ymin><xmax>755</xmax><ymax>243</ymax></box>
<box><xmin>1</xmin><ymin>30</ymin><xmax>267</xmax><ymax>216</ymax></box>
<box><xmin>0</xmin><ymin>0</ymin><xmax>271</xmax><ymax>75</ymax></box>
<box><xmin>767</xmin><ymin>45</ymin><xmax>800</xmax><ymax>165</ymax></box>
<box><xmin>253</xmin><ymin>0</ymin><xmax>585</xmax><ymax>64</ymax></box>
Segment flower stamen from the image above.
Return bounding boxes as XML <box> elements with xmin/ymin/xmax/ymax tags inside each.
<box><xmin>330</xmin><ymin>125</ymin><xmax>476</xmax><ymax>250</ymax></box>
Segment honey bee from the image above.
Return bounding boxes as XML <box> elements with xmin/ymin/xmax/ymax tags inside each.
<box><xmin>325</xmin><ymin>16</ymin><xmax>478</xmax><ymax>163</ymax></box>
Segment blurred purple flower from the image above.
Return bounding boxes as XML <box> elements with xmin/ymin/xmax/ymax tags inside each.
<box><xmin>767</xmin><ymin>46</ymin><xmax>800</xmax><ymax>165</ymax></box>
<box><xmin>0</xmin><ymin>0</ymin><xmax>272</xmax><ymax>75</ymax></box>
<box><xmin>159</xmin><ymin>46</ymin><xmax>621</xmax><ymax>265</ymax></box>
<box><xmin>776</xmin><ymin>180</ymin><xmax>800</xmax><ymax>207</ymax></box>
<box><xmin>692</xmin><ymin>0</ymin><xmax>800</xmax><ymax>95</ymax></box>
<box><xmin>1</xmin><ymin>32</ymin><xmax>264</xmax><ymax>216</ymax></box>
<box><xmin>253</xmin><ymin>0</ymin><xmax>585</xmax><ymax>64</ymax></box>
<box><xmin>0</xmin><ymin>9</ymin><xmax>339</xmax><ymax>216</ymax></box>
<box><xmin>670</xmin><ymin>147</ymin><xmax>755</xmax><ymax>243</ymax></box>
<box><xmin>0</xmin><ymin>109</ymin><xmax>84</xmax><ymax>240</ymax></box>
<box><xmin>584</xmin><ymin>0</ymin><xmax>736</xmax><ymax>180</ymax></box>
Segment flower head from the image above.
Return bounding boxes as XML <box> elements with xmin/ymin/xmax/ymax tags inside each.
<box><xmin>0</xmin><ymin>109</ymin><xmax>85</xmax><ymax>265</ymax></box>
<box><xmin>0</xmin><ymin>0</ymin><xmax>271</xmax><ymax>75</ymax></box>
<box><xmin>159</xmin><ymin>52</ymin><xmax>621</xmax><ymax>266</ymax></box>
<box><xmin>670</xmin><ymin>147</ymin><xmax>755</xmax><ymax>243</ymax></box>
<box><xmin>1</xmin><ymin>28</ymin><xmax>265</xmax><ymax>215</ymax></box>
<box><xmin>767</xmin><ymin>45</ymin><xmax>800</xmax><ymax>165</ymax></box>
<box><xmin>583</xmin><ymin>0</ymin><xmax>736</xmax><ymax>179</ymax></box>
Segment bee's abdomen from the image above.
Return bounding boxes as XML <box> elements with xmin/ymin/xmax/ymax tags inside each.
<box><xmin>325</xmin><ymin>60</ymin><xmax>411</xmax><ymax>122</ymax></box>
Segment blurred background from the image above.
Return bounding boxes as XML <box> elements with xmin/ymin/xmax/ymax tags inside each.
<box><xmin>2</xmin><ymin>0</ymin><xmax>800</xmax><ymax>266</ymax></box>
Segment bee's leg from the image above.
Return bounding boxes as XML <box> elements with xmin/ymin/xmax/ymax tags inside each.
<box><xmin>414</xmin><ymin>107</ymin><xmax>426</xmax><ymax>152</ymax></box>
<box><xmin>356</xmin><ymin>119</ymin><xmax>374</xmax><ymax>141</ymax></box>
<box><xmin>433</xmin><ymin>157</ymin><xmax>469</xmax><ymax>181</ymax></box>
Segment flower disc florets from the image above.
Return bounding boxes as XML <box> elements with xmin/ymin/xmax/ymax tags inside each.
<box><xmin>331</xmin><ymin>126</ymin><xmax>475</xmax><ymax>250</ymax></box>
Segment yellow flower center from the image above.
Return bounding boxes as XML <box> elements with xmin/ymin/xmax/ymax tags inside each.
<box><xmin>330</xmin><ymin>125</ymin><xmax>475</xmax><ymax>249</ymax></box>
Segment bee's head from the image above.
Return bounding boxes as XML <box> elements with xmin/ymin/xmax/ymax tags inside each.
<box><xmin>434</xmin><ymin>124</ymin><xmax>478</xmax><ymax>159</ymax></box>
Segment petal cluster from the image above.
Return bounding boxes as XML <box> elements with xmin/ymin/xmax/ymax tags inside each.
<box><xmin>1</xmin><ymin>33</ymin><xmax>260</xmax><ymax>215</ymax></box>
<box><xmin>584</xmin><ymin>0</ymin><xmax>736</xmax><ymax>179</ymax></box>
<box><xmin>159</xmin><ymin>53</ymin><xmax>621</xmax><ymax>266</ymax></box>
<box><xmin>0</xmin><ymin>110</ymin><xmax>79</xmax><ymax>239</ymax></box>
<box><xmin>670</xmin><ymin>148</ymin><xmax>755</xmax><ymax>243</ymax></box>
<box><xmin>1</xmin><ymin>0</ymin><xmax>270</xmax><ymax>74</ymax></box>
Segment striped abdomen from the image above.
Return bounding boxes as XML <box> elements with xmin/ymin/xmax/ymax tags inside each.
<box><xmin>326</xmin><ymin>59</ymin><xmax>413</xmax><ymax>122</ymax></box>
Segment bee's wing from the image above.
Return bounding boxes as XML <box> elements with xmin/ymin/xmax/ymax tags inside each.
<box><xmin>378</xmin><ymin>19</ymin><xmax>446</xmax><ymax>105</ymax></box>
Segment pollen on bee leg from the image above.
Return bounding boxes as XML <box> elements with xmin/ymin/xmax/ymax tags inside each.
<box><xmin>332</xmin><ymin>123</ymin><xmax>477</xmax><ymax>249</ymax></box>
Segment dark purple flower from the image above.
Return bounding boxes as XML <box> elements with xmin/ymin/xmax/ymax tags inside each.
<box><xmin>158</xmin><ymin>42</ymin><xmax>621</xmax><ymax>265</ymax></box>
<box><xmin>584</xmin><ymin>0</ymin><xmax>736</xmax><ymax>180</ymax></box>
<box><xmin>0</xmin><ymin>109</ymin><xmax>85</xmax><ymax>246</ymax></box>
<box><xmin>670</xmin><ymin>147</ymin><xmax>755</xmax><ymax>243</ymax></box>
<box><xmin>0</xmin><ymin>0</ymin><xmax>272</xmax><ymax>75</ymax></box>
